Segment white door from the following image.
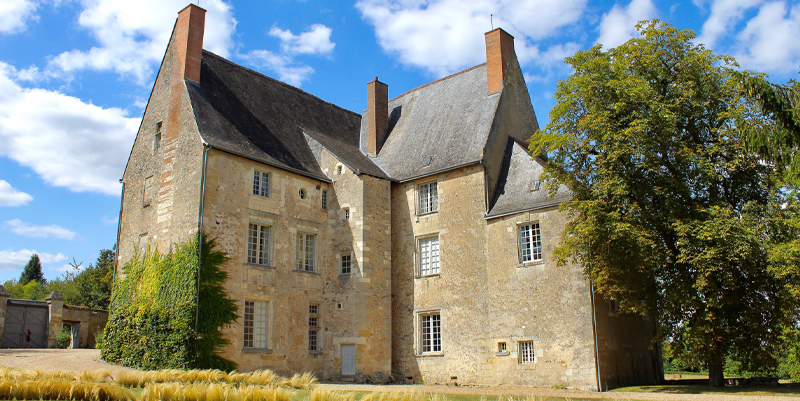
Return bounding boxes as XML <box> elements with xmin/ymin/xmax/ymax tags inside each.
<box><xmin>341</xmin><ymin>344</ymin><xmax>356</xmax><ymax>375</ymax></box>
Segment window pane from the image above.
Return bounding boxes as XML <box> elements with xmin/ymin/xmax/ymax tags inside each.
<box><xmin>421</xmin><ymin>313</ymin><xmax>441</xmax><ymax>353</ymax></box>
<box><xmin>253</xmin><ymin>171</ymin><xmax>260</xmax><ymax>196</ymax></box>
<box><xmin>244</xmin><ymin>300</ymin><xmax>255</xmax><ymax>348</ymax></box>
<box><xmin>519</xmin><ymin>223</ymin><xmax>542</xmax><ymax>262</ymax></box>
<box><xmin>520</xmin><ymin>341</ymin><xmax>535</xmax><ymax>364</ymax></box>
<box><xmin>254</xmin><ymin>301</ymin><xmax>268</xmax><ymax>349</ymax></box>
<box><xmin>261</xmin><ymin>172</ymin><xmax>270</xmax><ymax>197</ymax></box>
<box><xmin>305</xmin><ymin>234</ymin><xmax>316</xmax><ymax>271</ymax></box>
<box><xmin>419</xmin><ymin>237</ymin><xmax>439</xmax><ymax>276</ymax></box>
<box><xmin>296</xmin><ymin>234</ymin><xmax>304</xmax><ymax>270</ymax></box>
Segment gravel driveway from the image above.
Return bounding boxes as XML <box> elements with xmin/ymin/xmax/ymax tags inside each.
<box><xmin>0</xmin><ymin>349</ymin><xmax>793</xmax><ymax>400</ymax></box>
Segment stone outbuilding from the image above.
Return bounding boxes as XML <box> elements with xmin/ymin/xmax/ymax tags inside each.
<box><xmin>116</xmin><ymin>4</ymin><xmax>662</xmax><ymax>390</ymax></box>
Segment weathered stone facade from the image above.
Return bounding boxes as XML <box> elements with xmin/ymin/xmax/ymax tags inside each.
<box><xmin>116</xmin><ymin>5</ymin><xmax>661</xmax><ymax>390</ymax></box>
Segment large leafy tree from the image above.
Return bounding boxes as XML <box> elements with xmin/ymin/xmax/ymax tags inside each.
<box><xmin>71</xmin><ymin>249</ymin><xmax>115</xmax><ymax>309</ymax></box>
<box><xmin>531</xmin><ymin>20</ymin><xmax>799</xmax><ymax>386</ymax></box>
<box><xmin>20</xmin><ymin>254</ymin><xmax>46</xmax><ymax>285</ymax></box>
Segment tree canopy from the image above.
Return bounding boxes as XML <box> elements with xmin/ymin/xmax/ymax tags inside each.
<box><xmin>19</xmin><ymin>254</ymin><xmax>45</xmax><ymax>285</ymax></box>
<box><xmin>530</xmin><ymin>20</ymin><xmax>800</xmax><ymax>386</ymax></box>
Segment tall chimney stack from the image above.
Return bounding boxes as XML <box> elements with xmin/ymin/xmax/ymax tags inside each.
<box><xmin>484</xmin><ymin>28</ymin><xmax>515</xmax><ymax>95</ymax></box>
<box><xmin>174</xmin><ymin>4</ymin><xmax>206</xmax><ymax>83</ymax></box>
<box><xmin>367</xmin><ymin>78</ymin><xmax>389</xmax><ymax>157</ymax></box>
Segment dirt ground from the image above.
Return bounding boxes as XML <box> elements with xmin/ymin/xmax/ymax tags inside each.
<box><xmin>0</xmin><ymin>349</ymin><xmax>794</xmax><ymax>401</ymax></box>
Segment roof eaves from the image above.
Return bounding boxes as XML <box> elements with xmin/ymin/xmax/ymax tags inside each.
<box><xmin>302</xmin><ymin>132</ymin><xmax>394</xmax><ymax>181</ymax></box>
<box><xmin>207</xmin><ymin>143</ymin><xmax>333</xmax><ymax>184</ymax></box>
<box><xmin>396</xmin><ymin>160</ymin><xmax>482</xmax><ymax>183</ymax></box>
<box><xmin>484</xmin><ymin>199</ymin><xmax>568</xmax><ymax>220</ymax></box>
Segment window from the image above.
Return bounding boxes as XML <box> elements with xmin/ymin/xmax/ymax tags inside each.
<box><xmin>340</xmin><ymin>254</ymin><xmax>351</xmax><ymax>275</ymax></box>
<box><xmin>519</xmin><ymin>341</ymin><xmax>535</xmax><ymax>364</ymax></box>
<box><xmin>336</xmin><ymin>165</ymin><xmax>343</xmax><ymax>175</ymax></box>
<box><xmin>321</xmin><ymin>190</ymin><xmax>328</xmax><ymax>210</ymax></box>
<box><xmin>253</xmin><ymin>171</ymin><xmax>270</xmax><ymax>197</ymax></box>
<box><xmin>299</xmin><ymin>188</ymin><xmax>307</xmax><ymax>199</ymax></box>
<box><xmin>247</xmin><ymin>223</ymin><xmax>271</xmax><ymax>266</ymax></box>
<box><xmin>153</xmin><ymin>133</ymin><xmax>161</xmax><ymax>154</ymax></box>
<box><xmin>296</xmin><ymin>233</ymin><xmax>316</xmax><ymax>272</ymax></box>
<box><xmin>519</xmin><ymin>223</ymin><xmax>543</xmax><ymax>263</ymax></box>
<box><xmin>143</xmin><ymin>176</ymin><xmax>154</xmax><ymax>207</ymax></box>
<box><xmin>309</xmin><ymin>304</ymin><xmax>320</xmax><ymax>352</ymax></box>
<box><xmin>420</xmin><ymin>312</ymin><xmax>441</xmax><ymax>354</ymax></box>
<box><xmin>244</xmin><ymin>300</ymin><xmax>268</xmax><ymax>349</ymax></box>
<box><xmin>529</xmin><ymin>180</ymin><xmax>541</xmax><ymax>191</ymax></box>
<box><xmin>609</xmin><ymin>299</ymin><xmax>619</xmax><ymax>315</ymax></box>
<box><xmin>343</xmin><ymin>208</ymin><xmax>350</xmax><ymax>220</ymax></box>
<box><xmin>418</xmin><ymin>236</ymin><xmax>440</xmax><ymax>276</ymax></box>
<box><xmin>418</xmin><ymin>182</ymin><xmax>438</xmax><ymax>214</ymax></box>
<box><xmin>498</xmin><ymin>342</ymin><xmax>507</xmax><ymax>352</ymax></box>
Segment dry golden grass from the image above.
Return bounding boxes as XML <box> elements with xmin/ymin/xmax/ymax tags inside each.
<box><xmin>0</xmin><ymin>378</ymin><xmax>135</xmax><ymax>401</ymax></box>
<box><xmin>140</xmin><ymin>382</ymin><xmax>294</xmax><ymax>401</ymax></box>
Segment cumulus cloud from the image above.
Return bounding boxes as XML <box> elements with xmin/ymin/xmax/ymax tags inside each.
<box><xmin>696</xmin><ymin>0</ymin><xmax>765</xmax><ymax>48</ymax></box>
<box><xmin>596</xmin><ymin>0</ymin><xmax>658</xmax><ymax>49</ymax></box>
<box><xmin>0</xmin><ymin>0</ymin><xmax>39</xmax><ymax>34</ymax></box>
<box><xmin>0</xmin><ymin>63</ymin><xmax>139</xmax><ymax>195</ymax></box>
<box><xmin>0</xmin><ymin>249</ymin><xmax>67</xmax><ymax>271</ymax></box>
<box><xmin>46</xmin><ymin>0</ymin><xmax>237</xmax><ymax>84</ymax></box>
<box><xmin>5</xmin><ymin>219</ymin><xmax>79</xmax><ymax>240</ymax></box>
<box><xmin>269</xmin><ymin>24</ymin><xmax>335</xmax><ymax>55</ymax></box>
<box><xmin>356</xmin><ymin>0</ymin><xmax>588</xmax><ymax>77</ymax></box>
<box><xmin>733</xmin><ymin>2</ymin><xmax>800</xmax><ymax>75</ymax></box>
<box><xmin>238</xmin><ymin>50</ymin><xmax>315</xmax><ymax>87</ymax></box>
<box><xmin>0</xmin><ymin>180</ymin><xmax>33</xmax><ymax>206</ymax></box>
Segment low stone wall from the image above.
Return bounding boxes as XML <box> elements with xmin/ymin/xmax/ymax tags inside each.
<box><xmin>63</xmin><ymin>306</ymin><xmax>109</xmax><ymax>348</ymax></box>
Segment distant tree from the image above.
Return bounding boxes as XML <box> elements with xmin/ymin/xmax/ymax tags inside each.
<box><xmin>71</xmin><ymin>249</ymin><xmax>114</xmax><ymax>309</ymax></box>
<box><xmin>19</xmin><ymin>254</ymin><xmax>45</xmax><ymax>285</ymax></box>
<box><xmin>530</xmin><ymin>20</ymin><xmax>799</xmax><ymax>386</ymax></box>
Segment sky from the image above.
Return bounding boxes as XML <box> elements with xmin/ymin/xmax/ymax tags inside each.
<box><xmin>0</xmin><ymin>0</ymin><xmax>799</xmax><ymax>283</ymax></box>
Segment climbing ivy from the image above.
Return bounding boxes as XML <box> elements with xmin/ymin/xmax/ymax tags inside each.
<box><xmin>102</xmin><ymin>235</ymin><xmax>238</xmax><ymax>371</ymax></box>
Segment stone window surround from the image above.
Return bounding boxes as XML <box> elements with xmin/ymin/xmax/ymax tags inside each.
<box><xmin>242</xmin><ymin>298</ymin><xmax>271</xmax><ymax>352</ymax></box>
<box><xmin>517</xmin><ymin>221</ymin><xmax>544</xmax><ymax>266</ymax></box>
<box><xmin>518</xmin><ymin>339</ymin><xmax>537</xmax><ymax>364</ymax></box>
<box><xmin>247</xmin><ymin>221</ymin><xmax>272</xmax><ymax>267</ymax></box>
<box><xmin>338</xmin><ymin>252</ymin><xmax>353</xmax><ymax>275</ymax></box>
<box><xmin>416</xmin><ymin>234</ymin><xmax>440</xmax><ymax>278</ymax></box>
<box><xmin>416</xmin><ymin>180</ymin><xmax>439</xmax><ymax>215</ymax></box>
<box><xmin>415</xmin><ymin>309</ymin><xmax>443</xmax><ymax>356</ymax></box>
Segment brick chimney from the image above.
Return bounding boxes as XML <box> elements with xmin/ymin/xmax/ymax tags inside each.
<box><xmin>484</xmin><ymin>28</ymin><xmax>515</xmax><ymax>95</ymax></box>
<box><xmin>367</xmin><ymin>78</ymin><xmax>389</xmax><ymax>156</ymax></box>
<box><xmin>174</xmin><ymin>4</ymin><xmax>206</xmax><ymax>83</ymax></box>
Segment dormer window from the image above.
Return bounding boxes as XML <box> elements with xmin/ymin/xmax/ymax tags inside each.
<box><xmin>530</xmin><ymin>180</ymin><xmax>541</xmax><ymax>191</ymax></box>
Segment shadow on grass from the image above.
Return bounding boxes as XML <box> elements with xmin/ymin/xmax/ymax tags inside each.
<box><xmin>614</xmin><ymin>384</ymin><xmax>800</xmax><ymax>396</ymax></box>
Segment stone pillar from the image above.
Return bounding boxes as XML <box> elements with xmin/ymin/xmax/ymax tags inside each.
<box><xmin>0</xmin><ymin>285</ymin><xmax>9</xmax><ymax>338</ymax></box>
<box><xmin>45</xmin><ymin>290</ymin><xmax>65</xmax><ymax>348</ymax></box>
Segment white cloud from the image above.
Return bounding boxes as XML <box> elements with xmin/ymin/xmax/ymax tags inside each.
<box><xmin>46</xmin><ymin>0</ymin><xmax>237</xmax><ymax>84</ymax></box>
<box><xmin>0</xmin><ymin>0</ymin><xmax>39</xmax><ymax>34</ymax></box>
<box><xmin>5</xmin><ymin>219</ymin><xmax>78</xmax><ymax>240</ymax></box>
<box><xmin>356</xmin><ymin>0</ymin><xmax>588</xmax><ymax>77</ymax></box>
<box><xmin>696</xmin><ymin>0</ymin><xmax>765</xmax><ymax>49</ymax></box>
<box><xmin>596</xmin><ymin>0</ymin><xmax>658</xmax><ymax>49</ymax></box>
<box><xmin>239</xmin><ymin>50</ymin><xmax>315</xmax><ymax>87</ymax></box>
<box><xmin>0</xmin><ymin>180</ymin><xmax>33</xmax><ymax>206</ymax></box>
<box><xmin>0</xmin><ymin>62</ymin><xmax>140</xmax><ymax>195</ymax></box>
<box><xmin>269</xmin><ymin>24</ymin><xmax>335</xmax><ymax>55</ymax></box>
<box><xmin>102</xmin><ymin>216</ymin><xmax>119</xmax><ymax>225</ymax></box>
<box><xmin>0</xmin><ymin>249</ymin><xmax>67</xmax><ymax>271</ymax></box>
<box><xmin>733</xmin><ymin>1</ymin><xmax>800</xmax><ymax>75</ymax></box>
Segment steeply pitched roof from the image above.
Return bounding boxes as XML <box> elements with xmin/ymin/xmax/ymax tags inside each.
<box><xmin>486</xmin><ymin>140</ymin><xmax>572</xmax><ymax>219</ymax></box>
<box><xmin>187</xmin><ymin>51</ymin><xmax>387</xmax><ymax>181</ymax></box>
<box><xmin>362</xmin><ymin>64</ymin><xmax>501</xmax><ymax>181</ymax></box>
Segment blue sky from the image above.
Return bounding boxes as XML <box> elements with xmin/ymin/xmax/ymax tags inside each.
<box><xmin>0</xmin><ymin>0</ymin><xmax>799</xmax><ymax>282</ymax></box>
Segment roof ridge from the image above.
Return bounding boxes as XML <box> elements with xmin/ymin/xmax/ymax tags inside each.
<box><xmin>389</xmin><ymin>63</ymin><xmax>487</xmax><ymax>102</ymax></box>
<box><xmin>201</xmin><ymin>50</ymin><xmax>362</xmax><ymax>119</ymax></box>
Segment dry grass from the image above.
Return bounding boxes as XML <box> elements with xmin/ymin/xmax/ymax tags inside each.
<box><xmin>140</xmin><ymin>382</ymin><xmax>294</xmax><ymax>401</ymax></box>
<box><xmin>0</xmin><ymin>378</ymin><xmax>135</xmax><ymax>401</ymax></box>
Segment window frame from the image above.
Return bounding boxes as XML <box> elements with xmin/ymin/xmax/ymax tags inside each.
<box><xmin>308</xmin><ymin>304</ymin><xmax>321</xmax><ymax>352</ymax></box>
<box><xmin>321</xmin><ymin>190</ymin><xmax>328</xmax><ymax>210</ymax></box>
<box><xmin>518</xmin><ymin>222</ymin><xmax>543</xmax><ymax>264</ymax></box>
<box><xmin>253</xmin><ymin>170</ymin><xmax>270</xmax><ymax>198</ymax></box>
<box><xmin>417</xmin><ymin>181</ymin><xmax>439</xmax><ymax>215</ymax></box>
<box><xmin>295</xmin><ymin>232</ymin><xmax>317</xmax><ymax>272</ymax></box>
<box><xmin>247</xmin><ymin>222</ymin><xmax>272</xmax><ymax>266</ymax></box>
<box><xmin>243</xmin><ymin>299</ymin><xmax>269</xmax><ymax>350</ymax></box>
<box><xmin>418</xmin><ymin>311</ymin><xmax>442</xmax><ymax>355</ymax></box>
<box><xmin>340</xmin><ymin>253</ymin><xmax>352</xmax><ymax>275</ymax></box>
<box><xmin>519</xmin><ymin>340</ymin><xmax>535</xmax><ymax>364</ymax></box>
<box><xmin>417</xmin><ymin>235</ymin><xmax>440</xmax><ymax>277</ymax></box>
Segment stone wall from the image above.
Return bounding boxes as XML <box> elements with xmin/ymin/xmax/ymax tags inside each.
<box><xmin>63</xmin><ymin>306</ymin><xmax>109</xmax><ymax>349</ymax></box>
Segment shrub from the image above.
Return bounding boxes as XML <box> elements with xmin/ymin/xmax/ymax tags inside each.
<box><xmin>55</xmin><ymin>330</ymin><xmax>71</xmax><ymax>349</ymax></box>
<box><xmin>94</xmin><ymin>329</ymin><xmax>105</xmax><ymax>350</ymax></box>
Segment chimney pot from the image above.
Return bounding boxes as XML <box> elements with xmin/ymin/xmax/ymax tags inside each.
<box><xmin>484</xmin><ymin>28</ymin><xmax>515</xmax><ymax>94</ymax></box>
<box><xmin>367</xmin><ymin>78</ymin><xmax>389</xmax><ymax>156</ymax></box>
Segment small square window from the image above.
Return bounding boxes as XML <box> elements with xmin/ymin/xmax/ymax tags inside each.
<box><xmin>530</xmin><ymin>180</ymin><xmax>541</xmax><ymax>191</ymax></box>
<box><xmin>343</xmin><ymin>208</ymin><xmax>350</xmax><ymax>220</ymax></box>
<box><xmin>519</xmin><ymin>341</ymin><xmax>535</xmax><ymax>364</ymax></box>
<box><xmin>336</xmin><ymin>165</ymin><xmax>343</xmax><ymax>175</ymax></box>
<box><xmin>418</xmin><ymin>182</ymin><xmax>438</xmax><ymax>214</ymax></box>
<box><xmin>253</xmin><ymin>171</ymin><xmax>270</xmax><ymax>198</ymax></box>
<box><xmin>340</xmin><ymin>254</ymin><xmax>352</xmax><ymax>275</ymax></box>
<box><xmin>498</xmin><ymin>342</ymin><xmax>507</xmax><ymax>352</ymax></box>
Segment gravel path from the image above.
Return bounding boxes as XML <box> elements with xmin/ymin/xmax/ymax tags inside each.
<box><xmin>0</xmin><ymin>349</ymin><xmax>794</xmax><ymax>400</ymax></box>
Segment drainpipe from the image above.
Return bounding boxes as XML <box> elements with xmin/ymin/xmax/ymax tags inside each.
<box><xmin>113</xmin><ymin>179</ymin><xmax>125</xmax><ymax>292</ymax></box>
<box><xmin>195</xmin><ymin>143</ymin><xmax>210</xmax><ymax>334</ymax></box>
<box><xmin>591</xmin><ymin>277</ymin><xmax>603</xmax><ymax>392</ymax></box>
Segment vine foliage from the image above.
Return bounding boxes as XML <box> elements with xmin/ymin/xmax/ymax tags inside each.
<box><xmin>102</xmin><ymin>235</ymin><xmax>238</xmax><ymax>371</ymax></box>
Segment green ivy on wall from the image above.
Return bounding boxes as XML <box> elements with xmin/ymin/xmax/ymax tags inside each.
<box><xmin>102</xmin><ymin>235</ymin><xmax>238</xmax><ymax>371</ymax></box>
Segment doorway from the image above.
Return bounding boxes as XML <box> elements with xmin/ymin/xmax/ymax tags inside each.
<box><xmin>341</xmin><ymin>344</ymin><xmax>356</xmax><ymax>376</ymax></box>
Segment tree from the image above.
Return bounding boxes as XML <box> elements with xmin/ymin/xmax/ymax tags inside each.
<box><xmin>530</xmin><ymin>20</ymin><xmax>798</xmax><ymax>386</ymax></box>
<box><xmin>19</xmin><ymin>254</ymin><xmax>46</xmax><ymax>285</ymax></box>
<box><xmin>71</xmin><ymin>249</ymin><xmax>114</xmax><ymax>309</ymax></box>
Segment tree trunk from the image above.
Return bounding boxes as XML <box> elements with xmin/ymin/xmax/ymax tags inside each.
<box><xmin>709</xmin><ymin>362</ymin><xmax>725</xmax><ymax>387</ymax></box>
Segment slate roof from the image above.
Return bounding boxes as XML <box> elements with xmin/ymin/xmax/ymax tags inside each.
<box><xmin>486</xmin><ymin>140</ymin><xmax>572</xmax><ymax>219</ymax></box>
<box><xmin>362</xmin><ymin>64</ymin><xmax>501</xmax><ymax>181</ymax></box>
<box><xmin>187</xmin><ymin>51</ymin><xmax>387</xmax><ymax>181</ymax></box>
